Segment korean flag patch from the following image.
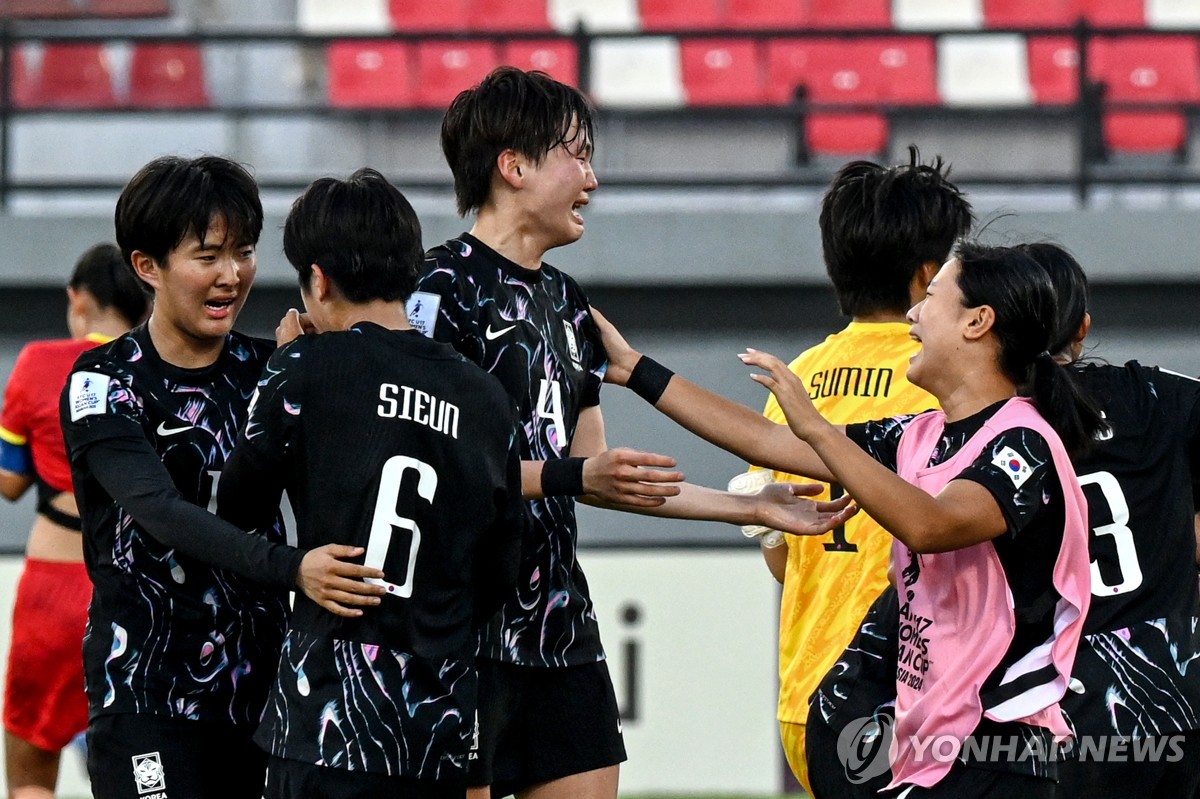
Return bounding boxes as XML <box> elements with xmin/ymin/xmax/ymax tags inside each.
<box><xmin>68</xmin><ymin>371</ymin><xmax>110</xmax><ymax>422</ymax></box>
<box><xmin>991</xmin><ymin>445</ymin><xmax>1033</xmax><ymax>489</ymax></box>
<box><xmin>406</xmin><ymin>291</ymin><xmax>441</xmax><ymax>339</ymax></box>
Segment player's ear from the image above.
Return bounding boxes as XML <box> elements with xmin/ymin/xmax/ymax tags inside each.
<box><xmin>310</xmin><ymin>264</ymin><xmax>332</xmax><ymax>302</ymax></box>
<box><xmin>496</xmin><ymin>149</ymin><xmax>525</xmax><ymax>189</ymax></box>
<box><xmin>129</xmin><ymin>251</ymin><xmax>161</xmax><ymax>291</ymax></box>
<box><xmin>963</xmin><ymin>304</ymin><xmax>995</xmax><ymax>341</ymax></box>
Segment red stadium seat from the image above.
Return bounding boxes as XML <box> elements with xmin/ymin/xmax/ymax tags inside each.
<box><xmin>502</xmin><ymin>39</ymin><xmax>578</xmax><ymax>86</ymax></box>
<box><xmin>679</xmin><ymin>39</ymin><xmax>764</xmax><ymax>106</ymax></box>
<box><xmin>413</xmin><ymin>41</ymin><xmax>500</xmax><ymax>108</ymax></box>
<box><xmin>469</xmin><ymin>0</ymin><xmax>551</xmax><ymax>31</ymax></box>
<box><xmin>723</xmin><ymin>0</ymin><xmax>808</xmax><ymax>30</ymax></box>
<box><xmin>639</xmin><ymin>0</ymin><xmax>721</xmax><ymax>31</ymax></box>
<box><xmin>765</xmin><ymin>38</ymin><xmax>935</xmax><ymax>105</ymax></box>
<box><xmin>24</xmin><ymin>43</ymin><xmax>117</xmax><ymax>108</ymax></box>
<box><xmin>127</xmin><ymin>44</ymin><xmax>208</xmax><ymax>107</ymax></box>
<box><xmin>1027</xmin><ymin>36</ymin><xmax>1078</xmax><ymax>104</ymax></box>
<box><xmin>807</xmin><ymin>113</ymin><xmax>888</xmax><ymax>154</ymax></box>
<box><xmin>1078</xmin><ymin>0</ymin><xmax>1144</xmax><ymax>26</ymax></box>
<box><xmin>806</xmin><ymin>0</ymin><xmax>891</xmax><ymax>28</ymax></box>
<box><xmin>1</xmin><ymin>0</ymin><xmax>78</xmax><ymax>18</ymax></box>
<box><xmin>389</xmin><ymin>0</ymin><xmax>470</xmax><ymax>32</ymax></box>
<box><xmin>982</xmin><ymin>0</ymin><xmax>1082</xmax><ymax>28</ymax></box>
<box><xmin>2</xmin><ymin>48</ymin><xmax>33</xmax><ymax>106</ymax></box>
<box><xmin>327</xmin><ymin>41</ymin><xmax>413</xmax><ymax>108</ymax></box>
<box><xmin>84</xmin><ymin>0</ymin><xmax>171</xmax><ymax>16</ymax></box>
<box><xmin>1089</xmin><ymin>36</ymin><xmax>1200</xmax><ymax>151</ymax></box>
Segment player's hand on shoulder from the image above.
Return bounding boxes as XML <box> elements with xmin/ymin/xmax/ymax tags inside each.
<box><xmin>276</xmin><ymin>308</ymin><xmax>316</xmax><ymax>347</ymax></box>
<box><xmin>589</xmin><ymin>306</ymin><xmax>640</xmax><ymax>386</ymax></box>
<box><xmin>754</xmin><ymin>481</ymin><xmax>858</xmax><ymax>537</ymax></box>
<box><xmin>297</xmin><ymin>544</ymin><xmax>387</xmax><ymax>618</ymax></box>
<box><xmin>583</xmin><ymin>447</ymin><xmax>684</xmax><ymax>507</ymax></box>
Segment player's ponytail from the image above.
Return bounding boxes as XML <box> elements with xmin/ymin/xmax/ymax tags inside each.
<box><xmin>955</xmin><ymin>242</ymin><xmax>1105</xmax><ymax>456</ymax></box>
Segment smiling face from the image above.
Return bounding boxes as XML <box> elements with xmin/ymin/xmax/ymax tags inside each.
<box><xmin>904</xmin><ymin>258</ymin><xmax>974</xmax><ymax>392</ymax></box>
<box><xmin>517</xmin><ymin>121</ymin><xmax>597</xmax><ymax>251</ymax></box>
<box><xmin>134</xmin><ymin>214</ymin><xmax>256</xmax><ymax>363</ymax></box>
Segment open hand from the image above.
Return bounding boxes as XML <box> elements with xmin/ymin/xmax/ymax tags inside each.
<box><xmin>754</xmin><ymin>482</ymin><xmax>858</xmax><ymax>536</ymax></box>
<box><xmin>297</xmin><ymin>544</ymin><xmax>387</xmax><ymax>618</ymax></box>
<box><xmin>739</xmin><ymin>348</ymin><xmax>825</xmax><ymax>441</ymax></box>
<box><xmin>583</xmin><ymin>447</ymin><xmax>685</xmax><ymax>507</ymax></box>
<box><xmin>590</xmin><ymin>306</ymin><xmax>641</xmax><ymax>386</ymax></box>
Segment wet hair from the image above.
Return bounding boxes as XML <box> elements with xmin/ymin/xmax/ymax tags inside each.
<box><xmin>441</xmin><ymin>66</ymin><xmax>595</xmax><ymax>216</ymax></box>
<box><xmin>114</xmin><ymin>155</ymin><xmax>263</xmax><ymax>290</ymax></box>
<box><xmin>68</xmin><ymin>242</ymin><xmax>150</xmax><ymax>327</ymax></box>
<box><xmin>1015</xmin><ymin>242</ymin><xmax>1089</xmax><ymax>357</ymax></box>
<box><xmin>283</xmin><ymin>168</ymin><xmax>424</xmax><ymax>304</ymax></box>
<box><xmin>821</xmin><ymin>146</ymin><xmax>974</xmax><ymax>317</ymax></box>
<box><xmin>955</xmin><ymin>242</ymin><xmax>1105</xmax><ymax>455</ymax></box>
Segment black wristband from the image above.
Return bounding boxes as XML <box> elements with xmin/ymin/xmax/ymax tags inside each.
<box><xmin>626</xmin><ymin>356</ymin><xmax>675</xmax><ymax>405</ymax></box>
<box><xmin>541</xmin><ymin>457</ymin><xmax>586</xmax><ymax>498</ymax></box>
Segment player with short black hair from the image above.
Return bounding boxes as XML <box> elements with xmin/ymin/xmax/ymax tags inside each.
<box><xmin>61</xmin><ymin>155</ymin><xmax>383</xmax><ymax>799</ymax></box>
<box><xmin>0</xmin><ymin>242</ymin><xmax>148</xmax><ymax>799</ymax></box>
<box><xmin>217</xmin><ymin>167</ymin><xmax>527</xmax><ymax>799</ymax></box>
<box><xmin>732</xmin><ymin>149</ymin><xmax>969</xmax><ymax>795</ymax></box>
<box><xmin>412</xmin><ymin>67</ymin><xmax>858</xmax><ymax>799</ymax></box>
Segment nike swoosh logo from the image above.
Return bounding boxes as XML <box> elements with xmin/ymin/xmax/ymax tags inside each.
<box><xmin>485</xmin><ymin>324</ymin><xmax>517</xmax><ymax>340</ymax></box>
<box><xmin>156</xmin><ymin>422</ymin><xmax>193</xmax><ymax>437</ymax></box>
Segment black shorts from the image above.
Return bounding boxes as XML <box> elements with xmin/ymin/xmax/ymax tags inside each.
<box><xmin>264</xmin><ymin>755</ymin><xmax>466</xmax><ymax>799</ymax></box>
<box><xmin>87</xmin><ymin>713</ymin><xmax>267</xmax><ymax>799</ymax></box>
<box><xmin>880</xmin><ymin>763</ymin><xmax>1053</xmax><ymax>799</ymax></box>
<box><xmin>1055</xmin><ymin>730</ymin><xmax>1200</xmax><ymax>799</ymax></box>
<box><xmin>468</xmin><ymin>659</ymin><xmax>626</xmax><ymax>796</ymax></box>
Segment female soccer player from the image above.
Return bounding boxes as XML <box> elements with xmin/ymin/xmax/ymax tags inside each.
<box><xmin>599</xmin><ymin>244</ymin><xmax>1103</xmax><ymax>796</ymax></box>
<box><xmin>60</xmin><ymin>156</ymin><xmax>384</xmax><ymax>799</ymax></box>
<box><xmin>0</xmin><ymin>243</ymin><xmax>148</xmax><ymax>799</ymax></box>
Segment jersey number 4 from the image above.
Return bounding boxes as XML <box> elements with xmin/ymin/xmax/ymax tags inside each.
<box><xmin>1080</xmin><ymin>470</ymin><xmax>1143</xmax><ymax>597</ymax></box>
<box><xmin>364</xmin><ymin>455</ymin><xmax>437</xmax><ymax>599</ymax></box>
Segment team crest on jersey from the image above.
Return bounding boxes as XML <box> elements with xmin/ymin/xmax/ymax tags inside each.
<box><xmin>131</xmin><ymin>751</ymin><xmax>166</xmax><ymax>794</ymax></box>
<box><xmin>991</xmin><ymin>446</ymin><xmax>1033</xmax><ymax>488</ymax></box>
<box><xmin>406</xmin><ymin>291</ymin><xmax>441</xmax><ymax>339</ymax></box>
<box><xmin>562</xmin><ymin>321</ymin><xmax>581</xmax><ymax>367</ymax></box>
<box><xmin>68</xmin><ymin>371</ymin><xmax>109</xmax><ymax>421</ymax></box>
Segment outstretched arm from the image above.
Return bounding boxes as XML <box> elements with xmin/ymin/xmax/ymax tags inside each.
<box><xmin>569</xmin><ymin>404</ymin><xmax>856</xmax><ymax>536</ymax></box>
<box><xmin>591</xmin><ymin>307</ymin><xmax>836</xmax><ymax>481</ymax></box>
<box><xmin>742</xmin><ymin>349</ymin><xmax>1008</xmax><ymax>554</ymax></box>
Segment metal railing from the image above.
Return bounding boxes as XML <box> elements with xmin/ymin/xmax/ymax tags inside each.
<box><xmin>0</xmin><ymin>20</ymin><xmax>1195</xmax><ymax>205</ymax></box>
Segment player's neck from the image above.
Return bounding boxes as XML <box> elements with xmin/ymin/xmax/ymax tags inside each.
<box><xmin>934</xmin><ymin>369</ymin><xmax>1018</xmax><ymax>423</ymax></box>
<box><xmin>469</xmin><ymin>213</ymin><xmax>547</xmax><ymax>272</ymax></box>
<box><xmin>851</xmin><ymin>311</ymin><xmax>910</xmax><ymax>324</ymax></box>
<box><xmin>336</xmin><ymin>300</ymin><xmax>413</xmax><ymax>333</ymax></box>
<box><xmin>147</xmin><ymin>313</ymin><xmax>225</xmax><ymax>369</ymax></box>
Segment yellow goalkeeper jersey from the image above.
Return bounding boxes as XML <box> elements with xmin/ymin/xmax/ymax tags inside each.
<box><xmin>761</xmin><ymin>321</ymin><xmax>935</xmax><ymax>726</ymax></box>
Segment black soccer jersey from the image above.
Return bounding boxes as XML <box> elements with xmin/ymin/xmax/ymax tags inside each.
<box><xmin>60</xmin><ymin>325</ymin><xmax>292</xmax><ymax>727</ymax></box>
<box><xmin>1059</xmin><ymin>361</ymin><xmax>1200</xmax><ymax>738</ymax></box>
<box><xmin>217</xmin><ymin>323</ymin><xmax>525</xmax><ymax>780</ymax></box>
<box><xmin>409</xmin><ymin>234</ymin><xmax>607</xmax><ymax>668</ymax></box>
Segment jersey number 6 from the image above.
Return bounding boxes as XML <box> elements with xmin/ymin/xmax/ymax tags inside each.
<box><xmin>364</xmin><ymin>455</ymin><xmax>437</xmax><ymax>599</ymax></box>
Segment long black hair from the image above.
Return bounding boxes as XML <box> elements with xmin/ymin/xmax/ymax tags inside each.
<box><xmin>955</xmin><ymin>242</ymin><xmax>1104</xmax><ymax>455</ymax></box>
<box><xmin>1015</xmin><ymin>242</ymin><xmax>1089</xmax><ymax>358</ymax></box>
<box><xmin>68</xmin><ymin>242</ymin><xmax>150</xmax><ymax>327</ymax></box>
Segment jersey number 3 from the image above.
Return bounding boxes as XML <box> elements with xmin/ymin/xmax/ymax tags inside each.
<box><xmin>1080</xmin><ymin>471</ymin><xmax>1143</xmax><ymax>597</ymax></box>
<box><xmin>364</xmin><ymin>455</ymin><xmax>437</xmax><ymax>598</ymax></box>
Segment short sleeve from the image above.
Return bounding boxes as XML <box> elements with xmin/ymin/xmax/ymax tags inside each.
<box><xmin>578</xmin><ymin>306</ymin><xmax>606</xmax><ymax>409</ymax></box>
<box><xmin>954</xmin><ymin>428</ymin><xmax>1059</xmax><ymax>537</ymax></box>
<box><xmin>845</xmin><ymin>414</ymin><xmax>918</xmax><ymax>472</ymax></box>
<box><xmin>0</xmin><ymin>344</ymin><xmax>36</xmax><ymax>444</ymax></box>
<box><xmin>239</xmin><ymin>343</ymin><xmax>304</xmax><ymax>470</ymax></box>
<box><xmin>410</xmin><ymin>256</ymin><xmax>476</xmax><ymax>352</ymax></box>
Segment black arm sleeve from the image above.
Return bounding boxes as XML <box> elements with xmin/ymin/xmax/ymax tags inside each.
<box><xmin>473</xmin><ymin>430</ymin><xmax>527</xmax><ymax>624</ymax></box>
<box><xmin>218</xmin><ymin>443</ymin><xmax>286</xmax><ymax>533</ymax></box>
<box><xmin>81</xmin><ymin>433</ymin><xmax>304</xmax><ymax>590</ymax></box>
